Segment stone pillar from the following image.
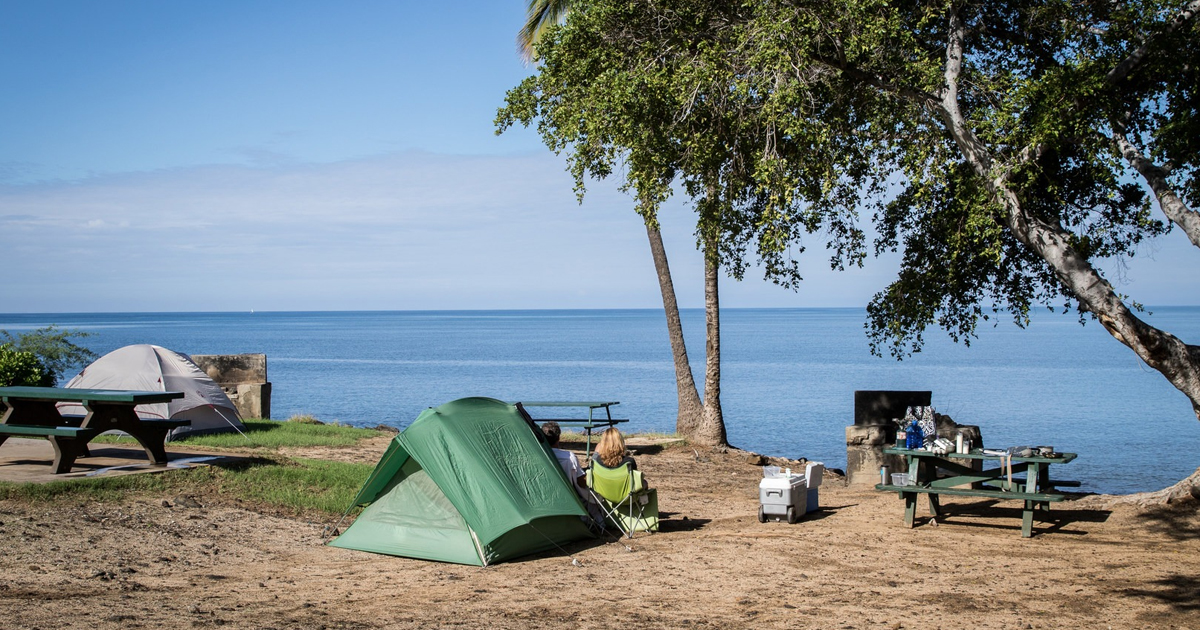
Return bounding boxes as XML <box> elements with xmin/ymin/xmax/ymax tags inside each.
<box><xmin>846</xmin><ymin>425</ymin><xmax>909</xmax><ymax>486</ymax></box>
<box><xmin>235</xmin><ymin>382</ymin><xmax>271</xmax><ymax>421</ymax></box>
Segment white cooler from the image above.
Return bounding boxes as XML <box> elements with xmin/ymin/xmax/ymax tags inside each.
<box><xmin>758</xmin><ymin>473</ymin><xmax>807</xmax><ymax>524</ymax></box>
<box><xmin>804</xmin><ymin>462</ymin><xmax>824</xmax><ymax>513</ymax></box>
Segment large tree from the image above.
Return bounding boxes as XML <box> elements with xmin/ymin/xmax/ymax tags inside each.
<box><xmin>503</xmin><ymin>0</ymin><xmax>1200</xmax><ymax>472</ymax></box>
<box><xmin>712</xmin><ymin>0</ymin><xmax>1200</xmax><ymax>418</ymax></box>
<box><xmin>501</xmin><ymin>1</ymin><xmax>892</xmax><ymax>446</ymax></box>
<box><xmin>512</xmin><ymin>0</ymin><xmax>708</xmax><ymax>442</ymax></box>
<box><xmin>502</xmin><ymin>0</ymin><xmax>903</xmax><ymax>447</ymax></box>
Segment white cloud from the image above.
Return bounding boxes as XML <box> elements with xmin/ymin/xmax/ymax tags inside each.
<box><xmin>1</xmin><ymin>151</ymin><xmax>1193</xmax><ymax>313</ymax></box>
<box><xmin>0</xmin><ymin>152</ymin><xmax>654</xmax><ymax>311</ymax></box>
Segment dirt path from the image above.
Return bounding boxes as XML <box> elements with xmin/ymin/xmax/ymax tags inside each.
<box><xmin>1</xmin><ymin>441</ymin><xmax>1198</xmax><ymax>629</ymax></box>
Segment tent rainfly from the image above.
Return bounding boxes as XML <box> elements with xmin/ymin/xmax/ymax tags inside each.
<box><xmin>58</xmin><ymin>344</ymin><xmax>245</xmax><ymax>438</ymax></box>
<box><xmin>328</xmin><ymin>397</ymin><xmax>592</xmax><ymax>565</ymax></box>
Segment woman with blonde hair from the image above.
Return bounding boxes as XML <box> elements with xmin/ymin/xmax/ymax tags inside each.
<box><xmin>586</xmin><ymin>427</ymin><xmax>657</xmax><ymax>533</ymax></box>
<box><xmin>591</xmin><ymin>427</ymin><xmax>637</xmax><ymax>470</ymax></box>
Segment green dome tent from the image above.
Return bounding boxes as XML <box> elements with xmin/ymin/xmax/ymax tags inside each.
<box><xmin>328</xmin><ymin>397</ymin><xmax>592</xmax><ymax>565</ymax></box>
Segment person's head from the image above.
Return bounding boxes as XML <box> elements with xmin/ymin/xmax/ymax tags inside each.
<box><xmin>541</xmin><ymin>421</ymin><xmax>562</xmax><ymax>447</ymax></box>
<box><xmin>595</xmin><ymin>427</ymin><xmax>627</xmax><ymax>468</ymax></box>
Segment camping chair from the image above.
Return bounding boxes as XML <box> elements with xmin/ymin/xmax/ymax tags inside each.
<box><xmin>585</xmin><ymin>461</ymin><xmax>659</xmax><ymax>538</ymax></box>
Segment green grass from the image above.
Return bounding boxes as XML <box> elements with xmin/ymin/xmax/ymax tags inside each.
<box><xmin>0</xmin><ymin>467</ymin><xmax>191</xmax><ymax>503</ymax></box>
<box><xmin>0</xmin><ymin>456</ymin><xmax>374</xmax><ymax>516</ymax></box>
<box><xmin>93</xmin><ymin>418</ymin><xmax>386</xmax><ymax>450</ymax></box>
<box><xmin>224</xmin><ymin>457</ymin><xmax>372</xmax><ymax>513</ymax></box>
<box><xmin>3</xmin><ymin>420</ymin><xmax>382</xmax><ymax>516</ymax></box>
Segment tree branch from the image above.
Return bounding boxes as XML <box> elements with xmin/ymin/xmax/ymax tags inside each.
<box><xmin>1111</xmin><ymin>128</ymin><xmax>1200</xmax><ymax>248</ymax></box>
<box><xmin>938</xmin><ymin>6</ymin><xmax>993</xmax><ymax>175</ymax></box>
<box><xmin>997</xmin><ymin>191</ymin><xmax>1200</xmax><ymax>418</ymax></box>
<box><xmin>1107</xmin><ymin>0</ymin><xmax>1200</xmax><ymax>84</ymax></box>
<box><xmin>808</xmin><ymin>54</ymin><xmax>941</xmax><ymax>111</ymax></box>
<box><xmin>922</xmin><ymin>5</ymin><xmax>1200</xmax><ymax>417</ymax></box>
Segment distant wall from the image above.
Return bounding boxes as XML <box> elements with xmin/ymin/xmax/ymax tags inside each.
<box><xmin>191</xmin><ymin>354</ymin><xmax>271</xmax><ymax>420</ymax></box>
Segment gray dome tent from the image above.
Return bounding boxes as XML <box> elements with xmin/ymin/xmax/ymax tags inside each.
<box><xmin>58</xmin><ymin>344</ymin><xmax>245</xmax><ymax>438</ymax></box>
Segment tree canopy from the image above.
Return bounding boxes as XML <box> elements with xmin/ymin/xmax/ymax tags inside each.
<box><xmin>498</xmin><ymin>0</ymin><xmax>869</xmax><ymax>292</ymax></box>
<box><xmin>500</xmin><ymin>0</ymin><xmax>1200</xmax><ymax>417</ymax></box>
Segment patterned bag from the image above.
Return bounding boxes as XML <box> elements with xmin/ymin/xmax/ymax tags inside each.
<box><xmin>917</xmin><ymin>406</ymin><xmax>938</xmax><ymax>447</ymax></box>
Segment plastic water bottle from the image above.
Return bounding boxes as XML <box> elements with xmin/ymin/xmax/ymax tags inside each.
<box><xmin>907</xmin><ymin>422</ymin><xmax>924</xmax><ymax>449</ymax></box>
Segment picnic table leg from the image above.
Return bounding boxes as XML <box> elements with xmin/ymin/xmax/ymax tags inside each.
<box><xmin>928</xmin><ymin>493</ymin><xmax>942</xmax><ymax>519</ymax></box>
<box><xmin>46</xmin><ymin>435</ymin><xmax>88</xmax><ymax>474</ymax></box>
<box><xmin>82</xmin><ymin>403</ymin><xmax>172</xmax><ymax>466</ymax></box>
<box><xmin>903</xmin><ymin>491</ymin><xmax>917</xmax><ymax>528</ymax></box>
<box><xmin>902</xmin><ymin>454</ymin><xmax>922</xmax><ymax>527</ymax></box>
<box><xmin>912</xmin><ymin>457</ymin><xmax>944</xmax><ymax>521</ymax></box>
<box><xmin>1020</xmin><ymin>463</ymin><xmax>1043</xmax><ymax>537</ymax></box>
<box><xmin>128</xmin><ymin>427</ymin><xmax>172</xmax><ymax>466</ymax></box>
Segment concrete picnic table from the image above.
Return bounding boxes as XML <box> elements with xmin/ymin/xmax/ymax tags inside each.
<box><xmin>0</xmin><ymin>386</ymin><xmax>188</xmax><ymax>474</ymax></box>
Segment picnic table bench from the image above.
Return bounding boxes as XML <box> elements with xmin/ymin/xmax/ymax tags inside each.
<box><xmin>876</xmin><ymin>446</ymin><xmax>1078</xmax><ymax>537</ymax></box>
<box><xmin>514</xmin><ymin>401</ymin><xmax>628</xmax><ymax>456</ymax></box>
<box><xmin>0</xmin><ymin>386</ymin><xmax>188</xmax><ymax>474</ymax></box>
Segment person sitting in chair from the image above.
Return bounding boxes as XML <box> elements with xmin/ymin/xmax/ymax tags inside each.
<box><xmin>543</xmin><ymin>421</ymin><xmax>603</xmax><ymax>523</ymax></box>
<box><xmin>586</xmin><ymin>427</ymin><xmax>658</xmax><ymax>535</ymax></box>
<box><xmin>541</xmin><ymin>421</ymin><xmax>586</xmax><ymax>489</ymax></box>
<box><xmin>591</xmin><ymin>427</ymin><xmax>641</xmax><ymax>477</ymax></box>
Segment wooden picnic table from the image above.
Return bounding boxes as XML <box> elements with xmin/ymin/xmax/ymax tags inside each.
<box><xmin>0</xmin><ymin>386</ymin><xmax>188</xmax><ymax>474</ymax></box>
<box><xmin>876</xmin><ymin>446</ymin><xmax>1078</xmax><ymax>537</ymax></box>
<box><xmin>514</xmin><ymin>401</ymin><xmax>628</xmax><ymax>456</ymax></box>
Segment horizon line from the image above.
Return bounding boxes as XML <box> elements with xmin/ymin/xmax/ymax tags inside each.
<box><xmin>2</xmin><ymin>304</ymin><xmax>1198</xmax><ymax>317</ymax></box>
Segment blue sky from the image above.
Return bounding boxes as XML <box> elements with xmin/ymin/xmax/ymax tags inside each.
<box><xmin>1</xmin><ymin>1</ymin><xmax>1196</xmax><ymax>313</ymax></box>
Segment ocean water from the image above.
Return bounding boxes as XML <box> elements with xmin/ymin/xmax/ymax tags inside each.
<box><xmin>2</xmin><ymin>308</ymin><xmax>1198</xmax><ymax>494</ymax></box>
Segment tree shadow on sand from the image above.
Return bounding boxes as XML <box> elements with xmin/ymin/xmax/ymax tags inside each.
<box><xmin>914</xmin><ymin>498</ymin><xmax>1111</xmax><ymax>536</ymax></box>
<box><xmin>1115</xmin><ymin>573</ymin><xmax>1200</xmax><ymax>612</ymax></box>
<box><xmin>1130</xmin><ymin>502</ymin><xmax>1200</xmax><ymax>542</ymax></box>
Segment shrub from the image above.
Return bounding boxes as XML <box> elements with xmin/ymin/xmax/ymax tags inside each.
<box><xmin>0</xmin><ymin>344</ymin><xmax>54</xmax><ymax>387</ymax></box>
<box><xmin>0</xmin><ymin>325</ymin><xmax>96</xmax><ymax>385</ymax></box>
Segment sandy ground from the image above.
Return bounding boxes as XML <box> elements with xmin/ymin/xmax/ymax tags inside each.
<box><xmin>1</xmin><ymin>437</ymin><xmax>1199</xmax><ymax>630</ymax></box>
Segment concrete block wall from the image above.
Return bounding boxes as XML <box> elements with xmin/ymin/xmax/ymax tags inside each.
<box><xmin>191</xmin><ymin>353</ymin><xmax>271</xmax><ymax>419</ymax></box>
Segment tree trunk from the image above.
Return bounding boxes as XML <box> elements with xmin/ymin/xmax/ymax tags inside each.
<box><xmin>1101</xmin><ymin>466</ymin><xmax>1200</xmax><ymax>507</ymax></box>
<box><xmin>644</xmin><ymin>222</ymin><xmax>704</xmax><ymax>435</ymax></box>
<box><xmin>693</xmin><ymin>235</ymin><xmax>729</xmax><ymax>447</ymax></box>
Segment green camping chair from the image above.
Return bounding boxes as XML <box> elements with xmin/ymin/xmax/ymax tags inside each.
<box><xmin>585</xmin><ymin>461</ymin><xmax>659</xmax><ymax>538</ymax></box>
